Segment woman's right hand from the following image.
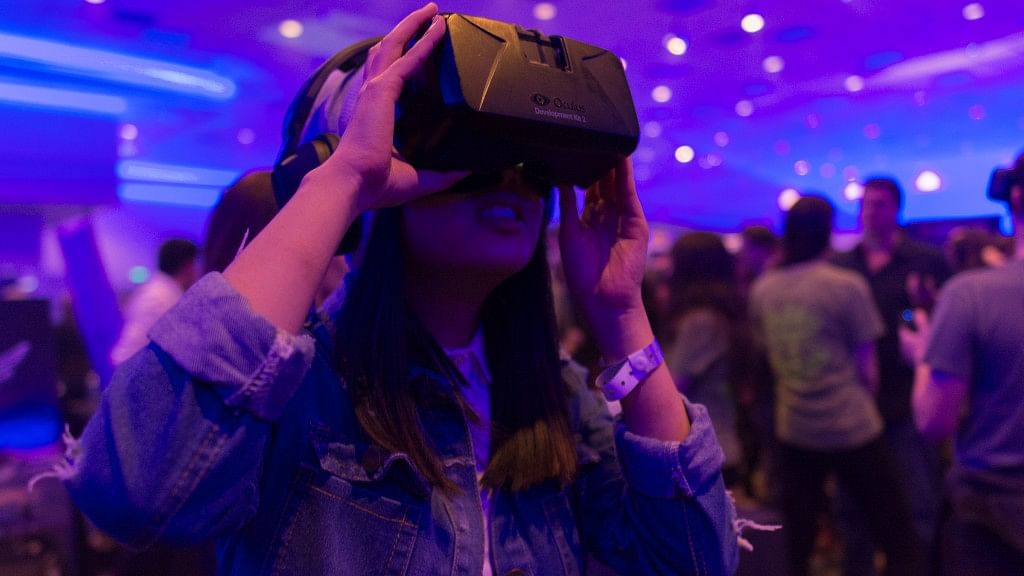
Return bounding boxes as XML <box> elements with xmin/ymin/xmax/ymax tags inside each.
<box><xmin>311</xmin><ymin>2</ymin><xmax>467</xmax><ymax>214</ymax></box>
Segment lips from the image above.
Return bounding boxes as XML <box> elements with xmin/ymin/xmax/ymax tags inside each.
<box><xmin>476</xmin><ymin>192</ymin><xmax>530</xmax><ymax>231</ymax></box>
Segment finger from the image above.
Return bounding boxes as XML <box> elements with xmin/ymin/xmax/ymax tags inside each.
<box><xmin>614</xmin><ymin>157</ymin><xmax>643</xmax><ymax>215</ymax></box>
<box><xmin>913</xmin><ymin>308</ymin><xmax>930</xmax><ymax>332</ymax></box>
<box><xmin>369</xmin><ymin>3</ymin><xmax>439</xmax><ymax>76</ymax></box>
<box><xmin>558</xmin><ymin>184</ymin><xmax>581</xmax><ymax>234</ymax></box>
<box><xmin>906</xmin><ymin>271</ymin><xmax>920</xmax><ymax>297</ymax></box>
<box><xmin>387</xmin><ymin>15</ymin><xmax>446</xmax><ymax>81</ymax></box>
<box><xmin>581</xmin><ymin>182</ymin><xmax>601</xmax><ymax>225</ymax></box>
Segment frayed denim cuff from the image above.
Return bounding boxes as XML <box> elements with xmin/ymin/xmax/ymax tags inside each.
<box><xmin>149</xmin><ymin>273</ymin><xmax>315</xmax><ymax>421</ymax></box>
<box><xmin>614</xmin><ymin>399</ymin><xmax>726</xmax><ymax>499</ymax></box>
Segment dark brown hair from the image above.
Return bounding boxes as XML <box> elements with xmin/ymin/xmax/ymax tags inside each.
<box><xmin>863</xmin><ymin>176</ymin><xmax>904</xmax><ymax>211</ymax></box>
<box><xmin>203</xmin><ymin>171</ymin><xmax>278</xmax><ymax>273</ymax></box>
<box><xmin>334</xmin><ymin>207</ymin><xmax>576</xmax><ymax>494</ymax></box>
<box><xmin>782</xmin><ymin>195</ymin><xmax>834</xmax><ymax>266</ymax></box>
<box><xmin>667</xmin><ymin>232</ymin><xmax>752</xmax><ymax>396</ymax></box>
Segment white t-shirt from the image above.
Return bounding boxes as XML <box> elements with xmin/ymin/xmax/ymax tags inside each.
<box><xmin>111</xmin><ymin>272</ymin><xmax>184</xmax><ymax>365</ymax></box>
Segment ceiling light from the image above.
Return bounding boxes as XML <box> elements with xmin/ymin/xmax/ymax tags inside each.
<box><xmin>778</xmin><ymin>188</ymin><xmax>801</xmax><ymax>211</ymax></box>
<box><xmin>0</xmin><ymin>80</ymin><xmax>127</xmax><ymax>115</ymax></box>
<box><xmin>915</xmin><ymin>170</ymin><xmax>942</xmax><ymax>192</ymax></box>
<box><xmin>119</xmin><ymin>123</ymin><xmax>138</xmax><ymax>141</ymax></box>
<box><xmin>762</xmin><ymin>55</ymin><xmax>784</xmax><ymax>73</ymax></box>
<box><xmin>665</xmin><ymin>36</ymin><xmax>688</xmax><ymax>56</ymax></box>
<box><xmin>794</xmin><ymin>160</ymin><xmax>810</xmax><ymax>176</ymax></box>
<box><xmin>714</xmin><ymin>131</ymin><xmax>730</xmax><ymax>147</ymax></box>
<box><xmin>643</xmin><ymin>121</ymin><xmax>662</xmax><ymax>138</ymax></box>
<box><xmin>0</xmin><ymin>31</ymin><xmax>236</xmax><ymax>100</ymax></box>
<box><xmin>844</xmin><ymin>181</ymin><xmax>865</xmax><ymax>200</ymax></box>
<box><xmin>844</xmin><ymin>75</ymin><xmax>865</xmax><ymax>92</ymax></box>
<box><xmin>741</xmin><ymin>14</ymin><xmax>765</xmax><ymax>33</ymax></box>
<box><xmin>533</xmin><ymin>2</ymin><xmax>557</xmax><ymax>20</ymax></box>
<box><xmin>735</xmin><ymin>100</ymin><xmax>754</xmax><ymax>117</ymax></box>
<box><xmin>652</xmin><ymin>85</ymin><xmax>672</xmax><ymax>103</ymax></box>
<box><xmin>675</xmin><ymin>145</ymin><xmax>695</xmax><ymax>163</ymax></box>
<box><xmin>279</xmin><ymin>20</ymin><xmax>304</xmax><ymax>39</ymax></box>
<box><xmin>962</xmin><ymin>3</ymin><xmax>985</xmax><ymax>21</ymax></box>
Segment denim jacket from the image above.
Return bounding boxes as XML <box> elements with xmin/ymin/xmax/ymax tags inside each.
<box><xmin>62</xmin><ymin>273</ymin><xmax>742</xmax><ymax>575</ymax></box>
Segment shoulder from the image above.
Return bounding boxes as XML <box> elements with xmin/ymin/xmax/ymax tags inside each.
<box><xmin>938</xmin><ymin>266</ymin><xmax>1000</xmax><ymax>301</ymax></box>
<box><xmin>751</xmin><ymin>269</ymin><xmax>781</xmax><ymax>296</ymax></box>
<box><xmin>832</xmin><ymin>247</ymin><xmax>862</xmax><ymax>268</ymax></box>
<box><xmin>821</xmin><ymin>262</ymin><xmax>867</xmax><ymax>286</ymax></box>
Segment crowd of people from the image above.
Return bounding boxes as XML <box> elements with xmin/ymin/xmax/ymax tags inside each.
<box><xmin>550</xmin><ymin>167</ymin><xmax>1022</xmax><ymax>575</ymax></box>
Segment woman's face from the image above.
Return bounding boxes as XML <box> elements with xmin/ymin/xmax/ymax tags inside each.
<box><xmin>401</xmin><ymin>168</ymin><xmax>547</xmax><ymax>281</ymax></box>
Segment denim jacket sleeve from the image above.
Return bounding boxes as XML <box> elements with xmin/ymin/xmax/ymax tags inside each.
<box><xmin>63</xmin><ymin>273</ymin><xmax>316</xmax><ymax>548</ymax></box>
<box><xmin>568</xmin><ymin>370</ymin><xmax>740</xmax><ymax>575</ymax></box>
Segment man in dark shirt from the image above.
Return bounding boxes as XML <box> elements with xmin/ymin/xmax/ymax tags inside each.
<box><xmin>911</xmin><ymin>154</ymin><xmax>1024</xmax><ymax>575</ymax></box>
<box><xmin>833</xmin><ymin>177</ymin><xmax>949</xmax><ymax>573</ymax></box>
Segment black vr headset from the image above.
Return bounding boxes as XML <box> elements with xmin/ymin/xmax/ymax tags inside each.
<box><xmin>987</xmin><ymin>155</ymin><xmax>1024</xmax><ymax>204</ymax></box>
<box><xmin>272</xmin><ymin>13</ymin><xmax>639</xmax><ymax>253</ymax></box>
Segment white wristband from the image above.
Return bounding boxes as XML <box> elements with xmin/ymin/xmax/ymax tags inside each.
<box><xmin>595</xmin><ymin>340</ymin><xmax>664</xmax><ymax>402</ymax></box>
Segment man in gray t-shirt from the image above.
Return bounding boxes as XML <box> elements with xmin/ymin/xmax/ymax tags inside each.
<box><xmin>910</xmin><ymin>155</ymin><xmax>1024</xmax><ymax>573</ymax></box>
<box><xmin>751</xmin><ymin>262</ymin><xmax>884</xmax><ymax>450</ymax></box>
<box><xmin>752</xmin><ymin>196</ymin><xmax>921</xmax><ymax>576</ymax></box>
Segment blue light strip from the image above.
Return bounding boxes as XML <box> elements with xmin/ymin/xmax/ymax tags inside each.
<box><xmin>0</xmin><ymin>31</ymin><xmax>236</xmax><ymax>101</ymax></box>
<box><xmin>0</xmin><ymin>79</ymin><xmax>127</xmax><ymax>114</ymax></box>
<box><xmin>118</xmin><ymin>183</ymin><xmax>223</xmax><ymax>208</ymax></box>
<box><xmin>117</xmin><ymin>160</ymin><xmax>239</xmax><ymax>188</ymax></box>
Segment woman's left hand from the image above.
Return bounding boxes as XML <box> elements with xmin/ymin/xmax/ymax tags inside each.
<box><xmin>559</xmin><ymin>158</ymin><xmax>653</xmax><ymax>360</ymax></box>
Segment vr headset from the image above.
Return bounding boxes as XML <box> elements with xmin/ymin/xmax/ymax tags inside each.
<box><xmin>272</xmin><ymin>13</ymin><xmax>639</xmax><ymax>253</ymax></box>
<box><xmin>394</xmin><ymin>13</ymin><xmax>639</xmax><ymax>187</ymax></box>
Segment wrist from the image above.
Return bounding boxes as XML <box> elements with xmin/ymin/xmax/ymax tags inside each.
<box><xmin>591</xmin><ymin>306</ymin><xmax>655</xmax><ymax>362</ymax></box>
<box><xmin>297</xmin><ymin>164</ymin><xmax>364</xmax><ymax>228</ymax></box>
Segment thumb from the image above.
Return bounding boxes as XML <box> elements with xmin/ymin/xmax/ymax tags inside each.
<box><xmin>558</xmin><ymin>184</ymin><xmax>581</xmax><ymax>235</ymax></box>
<box><xmin>913</xmin><ymin>308</ymin><xmax>930</xmax><ymax>333</ymax></box>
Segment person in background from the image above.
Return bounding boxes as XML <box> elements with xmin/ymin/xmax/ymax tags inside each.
<box><xmin>734</xmin><ymin>225</ymin><xmax>780</xmax><ymax>501</ymax></box>
<box><xmin>109</xmin><ymin>238</ymin><xmax>199</xmax><ymax>365</ymax></box>
<box><xmin>944</xmin><ymin>226</ymin><xmax>1013</xmax><ymax>274</ymax></box>
<box><xmin>203</xmin><ymin>171</ymin><xmax>278</xmax><ymax>275</ymax></box>
<box><xmin>735</xmin><ymin>225</ymin><xmax>780</xmax><ymax>300</ymax></box>
<box><xmin>751</xmin><ymin>196</ymin><xmax>922</xmax><ymax>576</ymax></box>
<box><xmin>906</xmin><ymin>153</ymin><xmax>1024</xmax><ymax>575</ymax></box>
<box><xmin>833</xmin><ymin>176</ymin><xmax>948</xmax><ymax>574</ymax></box>
<box><xmin>665</xmin><ymin>232</ymin><xmax>749</xmax><ymax>488</ymax></box>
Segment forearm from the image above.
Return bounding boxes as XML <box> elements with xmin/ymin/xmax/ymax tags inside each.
<box><xmin>595</xmin><ymin>310</ymin><xmax>690</xmax><ymax>442</ymax></box>
<box><xmin>224</xmin><ymin>167</ymin><xmax>361</xmax><ymax>334</ymax></box>
<box><xmin>912</xmin><ymin>364</ymin><xmax>964</xmax><ymax>440</ymax></box>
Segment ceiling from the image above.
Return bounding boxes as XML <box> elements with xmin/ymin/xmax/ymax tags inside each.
<box><xmin>3</xmin><ymin>0</ymin><xmax>1024</xmax><ymax>232</ymax></box>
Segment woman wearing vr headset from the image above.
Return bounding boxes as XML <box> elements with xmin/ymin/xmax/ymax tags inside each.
<box><xmin>61</xmin><ymin>4</ymin><xmax>742</xmax><ymax>574</ymax></box>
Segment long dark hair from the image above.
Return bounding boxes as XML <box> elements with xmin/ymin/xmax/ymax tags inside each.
<box><xmin>334</xmin><ymin>207</ymin><xmax>576</xmax><ymax>494</ymax></box>
<box><xmin>667</xmin><ymin>232</ymin><xmax>751</xmax><ymax>393</ymax></box>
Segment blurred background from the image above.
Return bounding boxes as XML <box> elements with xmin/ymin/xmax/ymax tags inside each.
<box><xmin>0</xmin><ymin>0</ymin><xmax>1021</xmax><ymax>574</ymax></box>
